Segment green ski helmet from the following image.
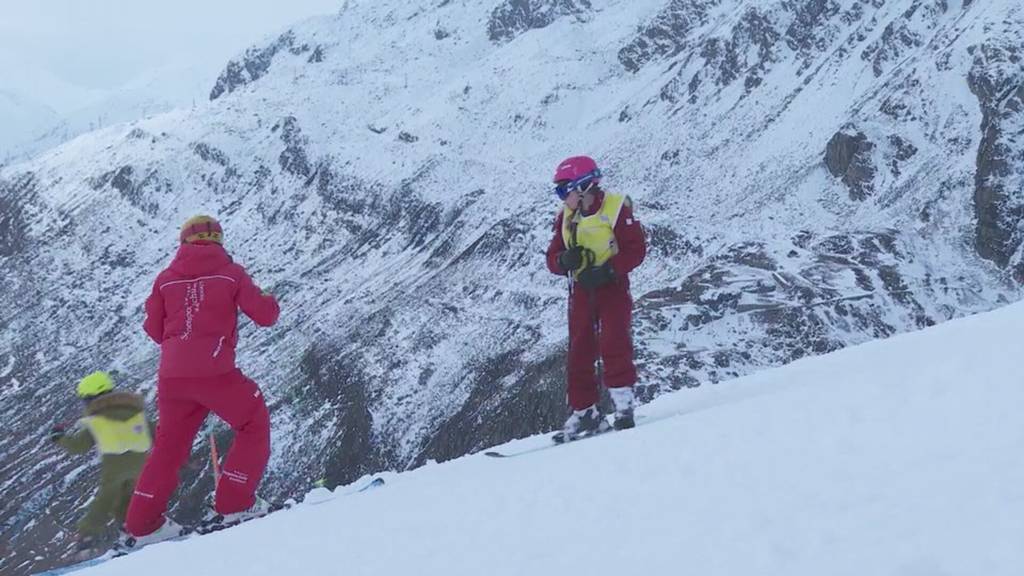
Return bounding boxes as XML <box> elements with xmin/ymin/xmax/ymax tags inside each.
<box><xmin>77</xmin><ymin>371</ymin><xmax>114</xmax><ymax>399</ymax></box>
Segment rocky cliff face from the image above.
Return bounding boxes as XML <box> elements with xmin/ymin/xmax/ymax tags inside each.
<box><xmin>968</xmin><ymin>19</ymin><xmax>1024</xmax><ymax>277</ymax></box>
<box><xmin>2</xmin><ymin>1</ymin><xmax>1022</xmax><ymax>573</ymax></box>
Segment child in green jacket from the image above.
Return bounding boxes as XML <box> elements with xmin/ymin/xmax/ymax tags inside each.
<box><xmin>51</xmin><ymin>371</ymin><xmax>153</xmax><ymax>556</ymax></box>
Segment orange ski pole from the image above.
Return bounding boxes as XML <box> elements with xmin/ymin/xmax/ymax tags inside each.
<box><xmin>210</xmin><ymin>432</ymin><xmax>221</xmax><ymax>487</ymax></box>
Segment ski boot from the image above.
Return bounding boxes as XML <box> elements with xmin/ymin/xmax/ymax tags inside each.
<box><xmin>609</xmin><ymin>386</ymin><xmax>636</xmax><ymax>430</ymax></box>
<box><xmin>198</xmin><ymin>495</ymin><xmax>272</xmax><ymax>534</ymax></box>
<box><xmin>553</xmin><ymin>405</ymin><xmax>609</xmax><ymax>444</ymax></box>
<box><xmin>116</xmin><ymin>518</ymin><xmax>188</xmax><ymax>552</ymax></box>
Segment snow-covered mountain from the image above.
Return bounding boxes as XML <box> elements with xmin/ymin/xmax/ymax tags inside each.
<box><xmin>0</xmin><ymin>89</ymin><xmax>61</xmax><ymax>159</ymax></box>
<box><xmin>48</xmin><ymin>295</ymin><xmax>1024</xmax><ymax>575</ymax></box>
<box><xmin>0</xmin><ymin>62</ymin><xmax>215</xmax><ymax>165</ymax></box>
<box><xmin>2</xmin><ymin>1</ymin><xmax>1022</xmax><ymax>573</ymax></box>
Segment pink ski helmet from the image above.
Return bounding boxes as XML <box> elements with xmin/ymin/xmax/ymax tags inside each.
<box><xmin>552</xmin><ymin>155</ymin><xmax>602</xmax><ymax>200</ymax></box>
<box><xmin>553</xmin><ymin>155</ymin><xmax>601</xmax><ymax>183</ymax></box>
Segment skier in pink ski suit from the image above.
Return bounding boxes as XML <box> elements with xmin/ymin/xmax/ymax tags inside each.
<box><xmin>125</xmin><ymin>215</ymin><xmax>279</xmax><ymax>543</ymax></box>
<box><xmin>545</xmin><ymin>156</ymin><xmax>646</xmax><ymax>441</ymax></box>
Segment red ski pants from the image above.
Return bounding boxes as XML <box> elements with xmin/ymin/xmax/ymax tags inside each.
<box><xmin>566</xmin><ymin>282</ymin><xmax>637</xmax><ymax>410</ymax></box>
<box><xmin>125</xmin><ymin>369</ymin><xmax>270</xmax><ymax>536</ymax></box>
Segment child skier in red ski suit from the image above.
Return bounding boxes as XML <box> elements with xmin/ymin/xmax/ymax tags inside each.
<box><xmin>545</xmin><ymin>156</ymin><xmax>646</xmax><ymax>441</ymax></box>
<box><xmin>123</xmin><ymin>215</ymin><xmax>279</xmax><ymax>547</ymax></box>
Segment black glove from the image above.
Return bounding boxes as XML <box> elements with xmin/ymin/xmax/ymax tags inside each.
<box><xmin>48</xmin><ymin>424</ymin><xmax>66</xmax><ymax>442</ymax></box>
<box><xmin>576</xmin><ymin>263</ymin><xmax>616</xmax><ymax>290</ymax></box>
<box><xmin>557</xmin><ymin>246</ymin><xmax>585</xmax><ymax>272</ymax></box>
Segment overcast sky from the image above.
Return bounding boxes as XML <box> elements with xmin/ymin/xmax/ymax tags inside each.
<box><xmin>0</xmin><ymin>0</ymin><xmax>343</xmax><ymax>90</ymax></box>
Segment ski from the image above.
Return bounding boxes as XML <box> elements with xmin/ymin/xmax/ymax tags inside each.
<box><xmin>305</xmin><ymin>476</ymin><xmax>385</xmax><ymax>506</ymax></box>
<box><xmin>357</xmin><ymin>477</ymin><xmax>386</xmax><ymax>492</ymax></box>
<box><xmin>484</xmin><ymin>425</ymin><xmax>615</xmax><ymax>458</ymax></box>
<box><xmin>484</xmin><ymin>414</ymin><xmax>649</xmax><ymax>459</ymax></box>
<box><xmin>36</xmin><ymin>551</ymin><xmax>120</xmax><ymax>576</ymax></box>
<box><xmin>38</xmin><ymin>478</ymin><xmax>385</xmax><ymax>575</ymax></box>
<box><xmin>198</xmin><ymin>476</ymin><xmax>384</xmax><ymax>530</ymax></box>
<box><xmin>35</xmin><ymin>530</ymin><xmax>191</xmax><ymax>576</ymax></box>
<box><xmin>193</xmin><ymin>498</ymin><xmax>295</xmax><ymax>535</ymax></box>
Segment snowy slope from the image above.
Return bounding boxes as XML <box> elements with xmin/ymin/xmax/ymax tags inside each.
<box><xmin>2</xmin><ymin>1</ymin><xmax>1024</xmax><ymax>572</ymax></box>
<box><xmin>67</xmin><ymin>299</ymin><xmax>1024</xmax><ymax>576</ymax></box>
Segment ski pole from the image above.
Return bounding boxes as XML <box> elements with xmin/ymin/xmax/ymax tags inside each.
<box><xmin>210</xmin><ymin>433</ymin><xmax>221</xmax><ymax>487</ymax></box>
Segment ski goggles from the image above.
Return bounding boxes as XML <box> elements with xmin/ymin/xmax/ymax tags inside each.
<box><xmin>553</xmin><ymin>168</ymin><xmax>602</xmax><ymax>200</ymax></box>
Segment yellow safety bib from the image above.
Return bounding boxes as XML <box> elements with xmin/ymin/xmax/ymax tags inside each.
<box><xmin>561</xmin><ymin>192</ymin><xmax>626</xmax><ymax>277</ymax></box>
<box><xmin>83</xmin><ymin>413</ymin><xmax>152</xmax><ymax>455</ymax></box>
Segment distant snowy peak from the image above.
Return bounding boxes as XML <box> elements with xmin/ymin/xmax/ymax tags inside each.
<box><xmin>0</xmin><ymin>60</ymin><xmax>214</xmax><ymax>163</ymax></box>
<box><xmin>487</xmin><ymin>0</ymin><xmax>595</xmax><ymax>43</ymax></box>
<box><xmin>0</xmin><ymin>90</ymin><xmax>59</xmax><ymax>156</ymax></box>
<box><xmin>207</xmin><ymin>0</ymin><xmax>605</xmax><ymax>102</ymax></box>
<box><xmin>210</xmin><ymin>30</ymin><xmax>326</xmax><ymax>101</ymax></box>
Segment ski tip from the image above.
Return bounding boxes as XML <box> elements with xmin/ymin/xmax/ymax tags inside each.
<box><xmin>358</xmin><ymin>477</ymin><xmax>385</xmax><ymax>491</ymax></box>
